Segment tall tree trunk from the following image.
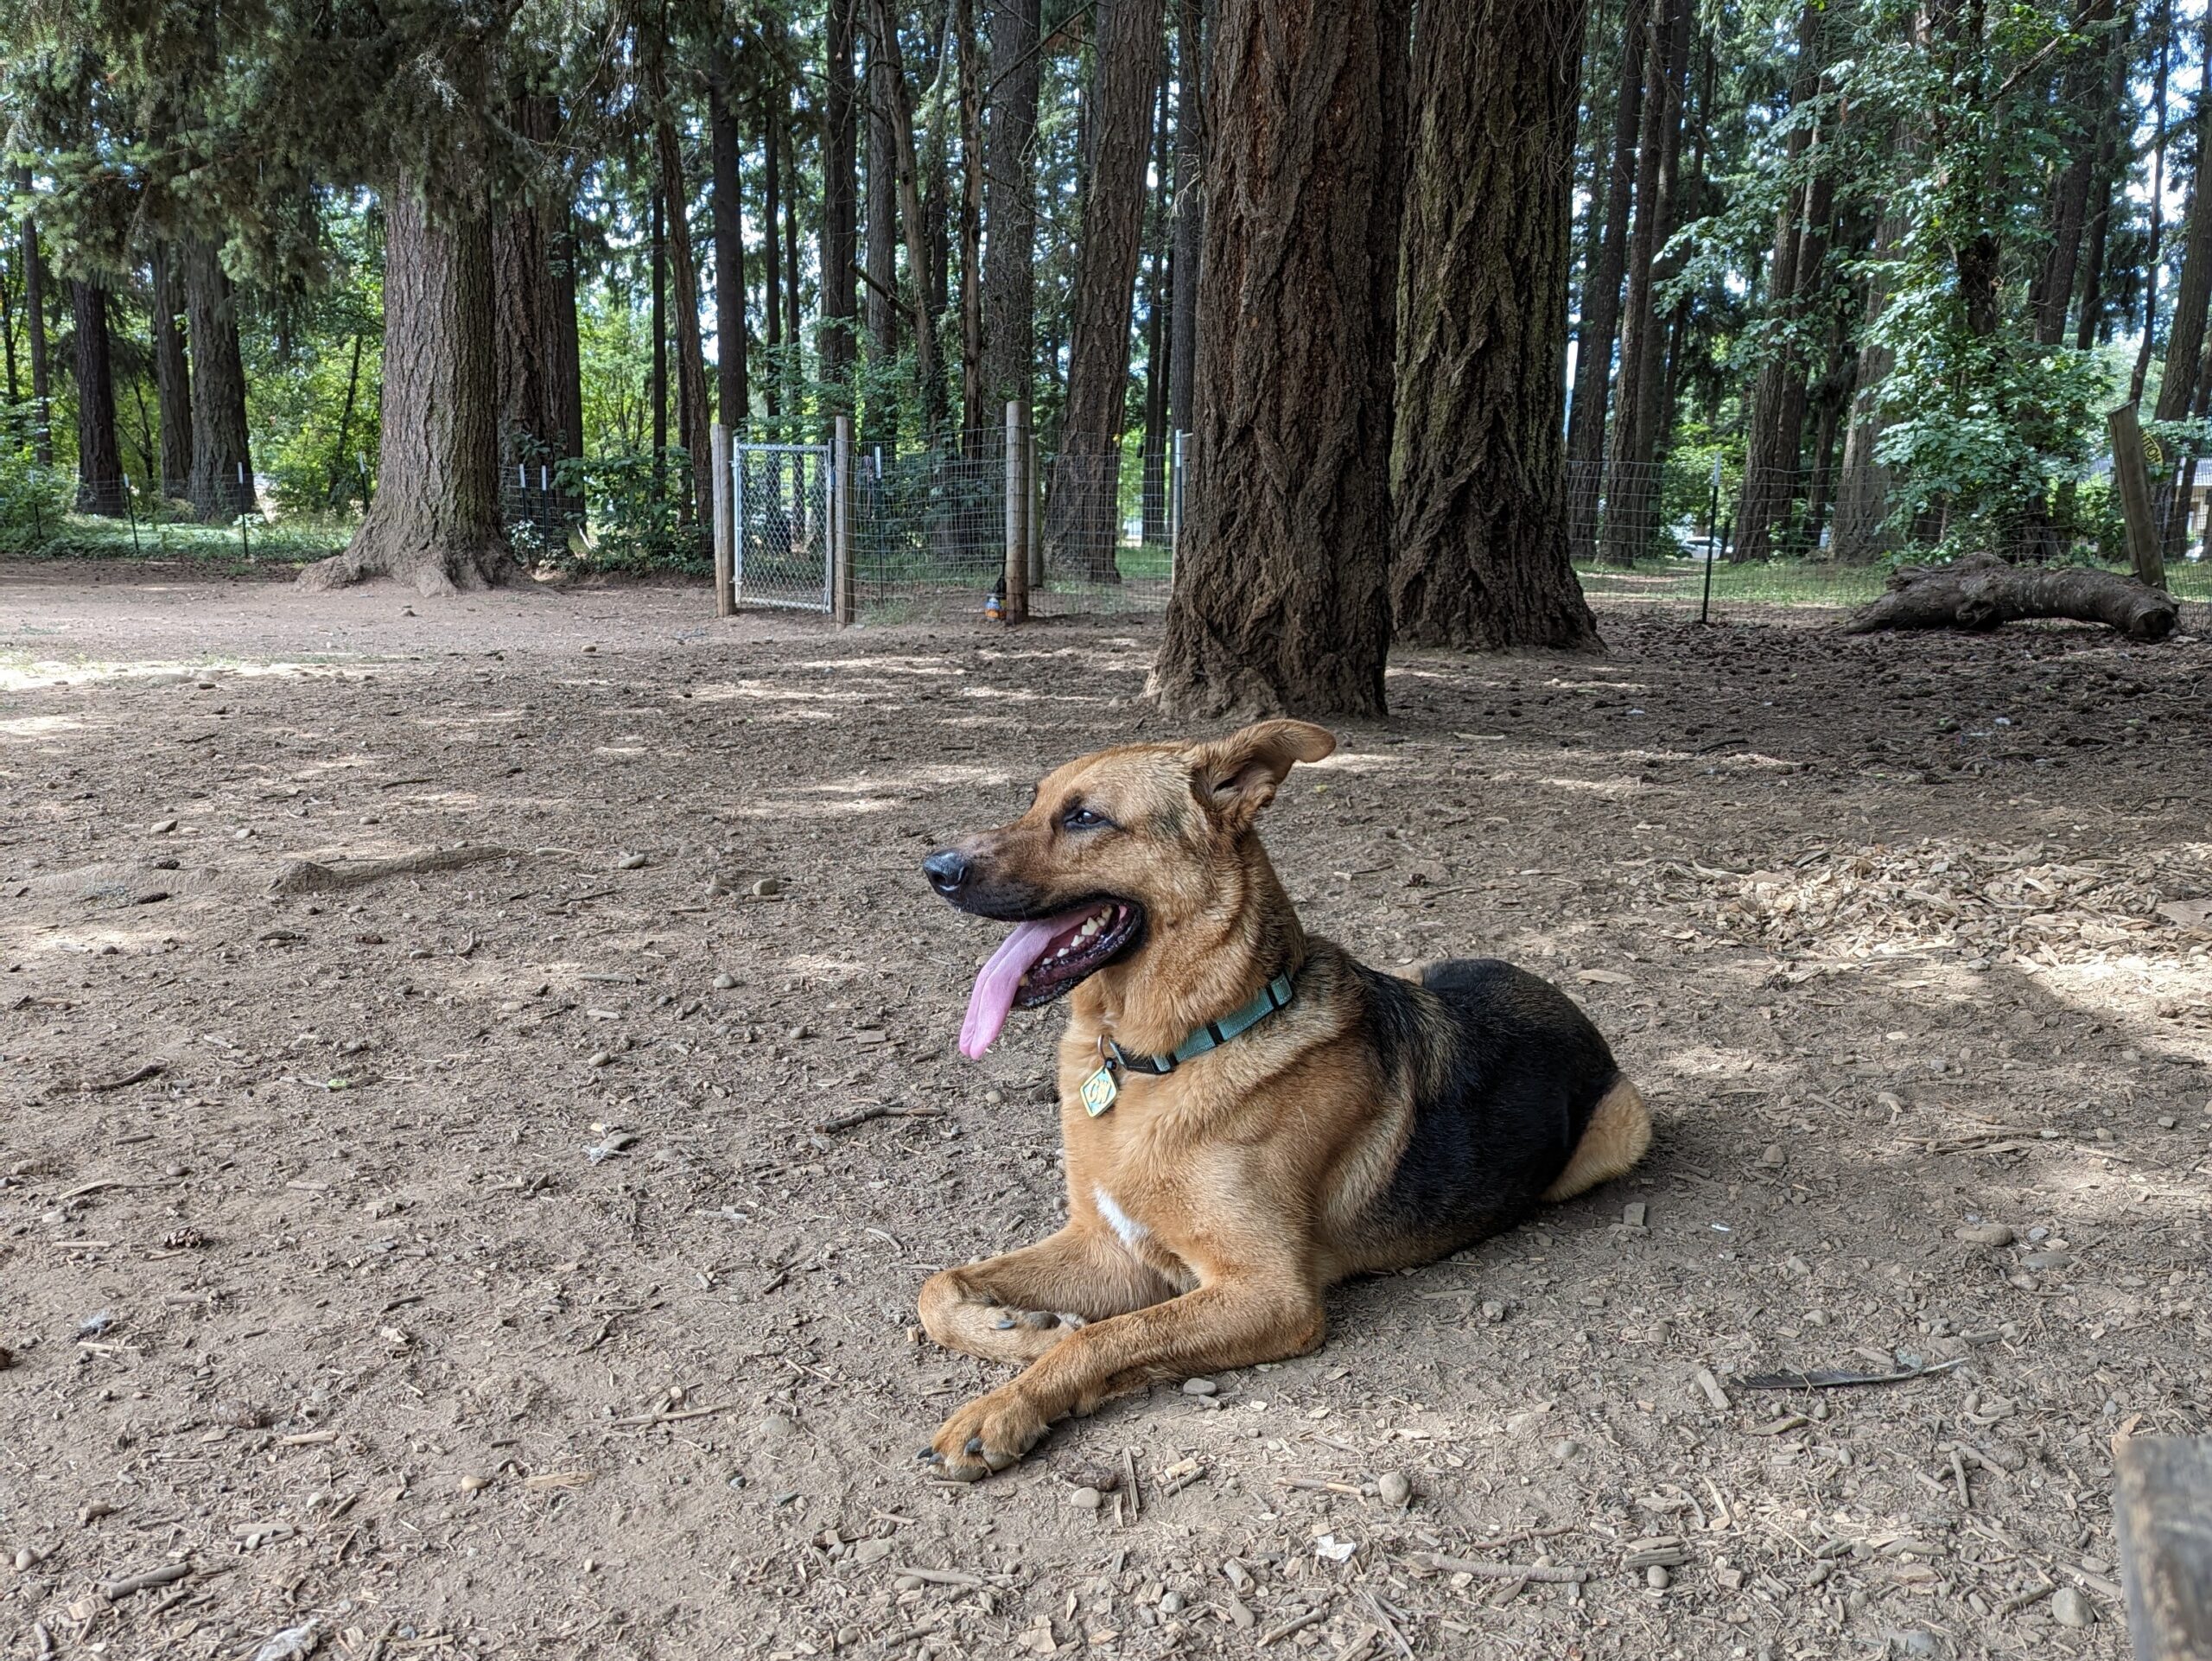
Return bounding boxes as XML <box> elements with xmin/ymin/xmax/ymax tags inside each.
<box><xmin>71</xmin><ymin>279</ymin><xmax>125</xmax><ymax>517</ymax></box>
<box><xmin>2075</xmin><ymin>9</ymin><xmax>2133</xmax><ymax>350</ymax></box>
<box><xmin>150</xmin><ymin>241</ymin><xmax>193</xmax><ymax>495</ymax></box>
<box><xmin>1043</xmin><ymin>0</ymin><xmax>1169</xmax><ymax>582</ymax></box>
<box><xmin>18</xmin><ymin>175</ymin><xmax>51</xmax><ymax>465</ymax></box>
<box><xmin>546</xmin><ymin>200</ymin><xmax>584</xmax><ymax>516</ymax></box>
<box><xmin>711</xmin><ymin>60</ymin><xmax>749</xmax><ymax>435</ymax></box>
<box><xmin>1599</xmin><ymin>0</ymin><xmax>1688</xmax><ymax>567</ymax></box>
<box><xmin>1</xmin><ymin>261</ymin><xmax>16</xmax><ymax>406</ymax></box>
<box><xmin>873</xmin><ymin>0</ymin><xmax>945</xmax><ymax>436</ymax></box>
<box><xmin>764</xmin><ymin>81</ymin><xmax>785</xmax><ymax>417</ymax></box>
<box><xmin>1391</xmin><ymin>0</ymin><xmax>1598</xmax><ymax>651</ymax></box>
<box><xmin>2131</xmin><ymin>0</ymin><xmax>2174</xmax><ymax>404</ymax></box>
<box><xmin>651</xmin><ymin>186</ymin><xmax>667</xmax><ymax>507</ymax></box>
<box><xmin>1564</xmin><ymin>0</ymin><xmax>1648</xmax><ymax>566</ymax></box>
<box><xmin>1730</xmin><ymin>1</ymin><xmax>1826</xmax><ymax>564</ymax></box>
<box><xmin>657</xmin><ymin>109</ymin><xmax>713</xmax><ymax>531</ymax></box>
<box><xmin>1141</xmin><ymin>67</ymin><xmax>1173</xmax><ymax>543</ymax></box>
<box><xmin>981</xmin><ymin>0</ymin><xmax>1043</xmax><ymax>410</ymax></box>
<box><xmin>1166</xmin><ymin>0</ymin><xmax>1205</xmax><ymax>439</ymax></box>
<box><xmin>865</xmin><ymin>11</ymin><xmax>901</xmax><ymax>431</ymax></box>
<box><xmin>783</xmin><ymin>102</ymin><xmax>804</xmax><ymax>414</ymax></box>
<box><xmin>821</xmin><ymin>0</ymin><xmax>861</xmax><ymax>413</ymax></box>
<box><xmin>1832</xmin><ymin>176</ymin><xmax>1907</xmax><ymax>563</ymax></box>
<box><xmin>2031</xmin><ymin>0</ymin><xmax>2119</xmax><ymax>346</ymax></box>
<box><xmin>181</xmin><ymin>239</ymin><xmax>254</xmax><ymax>521</ymax></box>
<box><xmin>958</xmin><ymin>0</ymin><xmax>987</xmax><ymax>442</ymax></box>
<box><xmin>493</xmin><ymin>96</ymin><xmax>556</xmax><ymax>481</ymax></box>
<box><xmin>1151</xmin><ymin>0</ymin><xmax>1408</xmax><ymax>717</ymax></box>
<box><xmin>2152</xmin><ymin>3</ymin><xmax>2212</xmax><ymax>554</ymax></box>
<box><xmin>300</xmin><ymin>190</ymin><xmax>513</xmax><ymax>595</ymax></box>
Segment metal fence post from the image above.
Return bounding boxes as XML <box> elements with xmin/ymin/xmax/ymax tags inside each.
<box><xmin>832</xmin><ymin>415</ymin><xmax>855</xmax><ymax>626</ymax></box>
<box><xmin>1172</xmin><ymin>430</ymin><xmax>1189</xmax><ymax>582</ymax></box>
<box><xmin>711</xmin><ymin>421</ymin><xmax>734</xmax><ymax>617</ymax></box>
<box><xmin>1004</xmin><ymin>401</ymin><xmax>1031</xmax><ymax>621</ymax></box>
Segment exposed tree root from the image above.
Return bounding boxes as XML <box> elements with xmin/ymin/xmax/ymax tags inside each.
<box><xmin>1846</xmin><ymin>553</ymin><xmax>2177</xmax><ymax>641</ymax></box>
<box><xmin>270</xmin><ymin>845</ymin><xmax>521</xmax><ymax>896</ymax></box>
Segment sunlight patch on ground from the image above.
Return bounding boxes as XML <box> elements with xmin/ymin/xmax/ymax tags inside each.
<box><xmin>793</xmin><ymin>655</ymin><xmax>960</xmax><ymax>677</ymax></box>
<box><xmin>0</xmin><ymin>715</ymin><xmax>86</xmax><ymax>741</ymax></box>
<box><xmin>0</xmin><ymin>658</ymin><xmax>369</xmax><ymax>691</ymax></box>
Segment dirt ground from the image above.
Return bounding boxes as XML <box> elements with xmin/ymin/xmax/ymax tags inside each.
<box><xmin>4</xmin><ymin>560</ymin><xmax>2210</xmax><ymax>1661</ymax></box>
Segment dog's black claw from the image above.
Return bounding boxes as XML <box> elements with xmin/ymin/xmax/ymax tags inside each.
<box><xmin>993</xmin><ymin>1316</ymin><xmax>1015</xmax><ymax>1329</ymax></box>
<box><xmin>916</xmin><ymin>1447</ymin><xmax>937</xmax><ymax>1461</ymax></box>
<box><xmin>964</xmin><ymin>1435</ymin><xmax>984</xmax><ymax>1456</ymax></box>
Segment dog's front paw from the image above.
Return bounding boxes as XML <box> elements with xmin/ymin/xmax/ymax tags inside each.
<box><xmin>918</xmin><ymin>1386</ymin><xmax>1050</xmax><ymax>1482</ymax></box>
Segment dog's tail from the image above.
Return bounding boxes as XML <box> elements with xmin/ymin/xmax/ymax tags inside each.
<box><xmin>1541</xmin><ymin>1076</ymin><xmax>1651</xmax><ymax>1203</ymax></box>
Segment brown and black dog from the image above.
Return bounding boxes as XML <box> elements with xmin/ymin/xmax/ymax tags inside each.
<box><xmin>914</xmin><ymin>719</ymin><xmax>1649</xmax><ymax>1479</ymax></box>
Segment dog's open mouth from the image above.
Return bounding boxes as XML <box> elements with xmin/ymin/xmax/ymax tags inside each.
<box><xmin>958</xmin><ymin>900</ymin><xmax>1144</xmax><ymax>1059</ymax></box>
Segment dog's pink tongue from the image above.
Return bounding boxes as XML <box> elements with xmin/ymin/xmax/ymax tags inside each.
<box><xmin>959</xmin><ymin>917</ymin><xmax>1066</xmax><ymax>1060</ymax></box>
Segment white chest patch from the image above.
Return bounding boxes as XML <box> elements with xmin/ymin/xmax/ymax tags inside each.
<box><xmin>1093</xmin><ymin>1185</ymin><xmax>1148</xmax><ymax>1252</ymax></box>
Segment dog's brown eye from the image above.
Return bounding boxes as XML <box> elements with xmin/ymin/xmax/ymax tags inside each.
<box><xmin>1062</xmin><ymin>805</ymin><xmax>1110</xmax><ymax>831</ymax></box>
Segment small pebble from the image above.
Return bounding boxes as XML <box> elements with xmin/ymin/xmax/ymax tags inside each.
<box><xmin>751</xmin><ymin>876</ymin><xmax>785</xmax><ymax>898</ymax></box>
<box><xmin>1623</xmin><ymin>1200</ymin><xmax>1648</xmax><ymax>1228</ymax></box>
<box><xmin>1758</xmin><ymin>1143</ymin><xmax>1785</xmax><ymax>1168</ymax></box>
<box><xmin>1646</xmin><ymin>1565</ymin><xmax>1670</xmax><ymax>1590</ymax></box>
<box><xmin>1551</xmin><ymin>1438</ymin><xmax>1583</xmax><ymax>1463</ymax></box>
<box><xmin>982</xmin><ymin>1089</ymin><xmax>1004</xmax><ymax>1105</ymax></box>
<box><xmin>617</xmin><ymin>852</ymin><xmax>648</xmax><ymax>870</ymax></box>
<box><xmin>1160</xmin><ymin>1591</ymin><xmax>1184</xmax><ymax>1614</ymax></box>
<box><xmin>586</xmin><ymin>1051</ymin><xmax>612</xmax><ymax>1068</ymax></box>
<box><xmin>788</xmin><ymin>1024</ymin><xmax>812</xmax><ymax>1041</ymax></box>
<box><xmin>459</xmin><ymin>1475</ymin><xmax>490</xmax><ymax>1492</ymax></box>
<box><xmin>1891</xmin><ymin>1632</ymin><xmax>1939</xmax><ymax>1658</ymax></box>
<box><xmin>1182</xmin><ymin>1377</ymin><xmax>1217</xmax><ymax>1397</ymax></box>
<box><xmin>150</xmin><ymin>818</ymin><xmax>177</xmax><ymax>834</ymax></box>
<box><xmin>2157</xmin><ymin>1114</ymin><xmax>2177</xmax><ymax>1130</ymax></box>
<box><xmin>712</xmin><ymin>972</ymin><xmax>737</xmax><ymax>990</ymax></box>
<box><xmin>14</xmin><ymin>1547</ymin><xmax>39</xmax><ymax>1571</ymax></box>
<box><xmin>1954</xmin><ymin>1223</ymin><xmax>2013</xmax><ymax>1247</ymax></box>
<box><xmin>1068</xmin><ymin>1486</ymin><xmax>1103</xmax><ymax>1511</ymax></box>
<box><xmin>2051</xmin><ymin>1587</ymin><xmax>2094</xmax><ymax>1628</ymax></box>
<box><xmin>1377</xmin><ymin>1471</ymin><xmax>1411</xmax><ymax>1507</ymax></box>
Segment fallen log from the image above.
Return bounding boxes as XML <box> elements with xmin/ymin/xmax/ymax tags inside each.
<box><xmin>1844</xmin><ymin>554</ymin><xmax>2177</xmax><ymax>642</ymax></box>
<box><xmin>2113</xmin><ymin>1435</ymin><xmax>2212</xmax><ymax>1661</ymax></box>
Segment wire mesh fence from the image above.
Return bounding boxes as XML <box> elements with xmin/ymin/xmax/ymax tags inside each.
<box><xmin>737</xmin><ymin>442</ymin><xmax>834</xmax><ymax>611</ymax></box>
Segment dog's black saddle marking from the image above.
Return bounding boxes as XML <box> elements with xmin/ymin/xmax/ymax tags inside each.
<box><xmin>1358</xmin><ymin>957</ymin><xmax>1622</xmax><ymax>1247</ymax></box>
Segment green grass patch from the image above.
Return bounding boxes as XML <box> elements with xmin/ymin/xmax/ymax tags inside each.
<box><xmin>3</xmin><ymin>509</ymin><xmax>352</xmax><ymax>569</ymax></box>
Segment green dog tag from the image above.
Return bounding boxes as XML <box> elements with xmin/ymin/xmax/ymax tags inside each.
<box><xmin>1079</xmin><ymin>1064</ymin><xmax>1118</xmax><ymax>1117</ymax></box>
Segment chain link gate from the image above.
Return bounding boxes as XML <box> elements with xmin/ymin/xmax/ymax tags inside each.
<box><xmin>733</xmin><ymin>442</ymin><xmax>834</xmax><ymax>612</ymax></box>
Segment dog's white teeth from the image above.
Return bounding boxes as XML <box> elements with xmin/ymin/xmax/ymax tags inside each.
<box><xmin>1079</xmin><ymin>920</ymin><xmax>1100</xmax><ymax>939</ymax></box>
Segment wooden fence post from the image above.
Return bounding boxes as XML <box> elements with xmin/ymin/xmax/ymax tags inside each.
<box><xmin>711</xmin><ymin>421</ymin><xmax>734</xmax><ymax>618</ymax></box>
<box><xmin>2108</xmin><ymin>404</ymin><xmax>2169</xmax><ymax>590</ymax></box>
<box><xmin>832</xmin><ymin>415</ymin><xmax>855</xmax><ymax>626</ymax></box>
<box><xmin>1004</xmin><ymin>401</ymin><xmax>1031</xmax><ymax>621</ymax></box>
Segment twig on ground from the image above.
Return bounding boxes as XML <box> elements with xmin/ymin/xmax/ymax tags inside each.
<box><xmin>1409</xmin><ymin>1552</ymin><xmax>1589</xmax><ymax>1584</ymax></box>
<box><xmin>814</xmin><ymin>1103</ymin><xmax>944</xmax><ymax>1134</ymax></box>
<box><xmin>100</xmin><ymin>1563</ymin><xmax>190</xmax><ymax>1599</ymax></box>
<box><xmin>46</xmin><ymin>1062</ymin><xmax>164</xmax><ymax>1098</ymax></box>
<box><xmin>1738</xmin><ymin>1357</ymin><xmax>1963</xmax><ymax>1391</ymax></box>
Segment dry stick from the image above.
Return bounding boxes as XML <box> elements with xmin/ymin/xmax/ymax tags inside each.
<box><xmin>813</xmin><ymin>1103</ymin><xmax>944</xmax><ymax>1134</ymax></box>
<box><xmin>609</xmin><ymin>1402</ymin><xmax>739</xmax><ymax>1428</ymax></box>
<box><xmin>1257</xmin><ymin>1609</ymin><xmax>1328</xmax><ymax>1645</ymax></box>
<box><xmin>1361</xmin><ymin>1591</ymin><xmax>1415</xmax><ymax>1661</ymax></box>
<box><xmin>892</xmin><ymin>1566</ymin><xmax>986</xmax><ymax>1588</ymax></box>
<box><xmin>1410</xmin><ymin>1551</ymin><xmax>1590</xmax><ymax>1584</ymax></box>
<box><xmin>101</xmin><ymin>1563</ymin><xmax>190</xmax><ymax>1599</ymax></box>
<box><xmin>46</xmin><ymin>1062</ymin><xmax>165</xmax><ymax>1098</ymax></box>
<box><xmin>269</xmin><ymin>844</ymin><xmax>521</xmax><ymax>896</ymax></box>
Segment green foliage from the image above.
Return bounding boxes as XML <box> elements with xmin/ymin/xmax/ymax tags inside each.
<box><xmin>0</xmin><ymin>437</ymin><xmax>73</xmax><ymax>544</ymax></box>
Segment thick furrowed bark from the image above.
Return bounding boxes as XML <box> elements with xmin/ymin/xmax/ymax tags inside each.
<box><xmin>1389</xmin><ymin>0</ymin><xmax>1601</xmax><ymax>653</ymax></box>
<box><xmin>299</xmin><ymin>191</ymin><xmax>513</xmax><ymax>598</ymax></box>
<box><xmin>1150</xmin><ymin>0</ymin><xmax>1407</xmax><ymax>718</ymax></box>
<box><xmin>1845</xmin><ymin>555</ymin><xmax>2177</xmax><ymax>642</ymax></box>
<box><xmin>182</xmin><ymin>240</ymin><xmax>255</xmax><ymax>522</ymax></box>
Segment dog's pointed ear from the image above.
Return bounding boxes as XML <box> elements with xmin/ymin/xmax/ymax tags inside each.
<box><xmin>1186</xmin><ymin>720</ymin><xmax>1336</xmax><ymax>831</ymax></box>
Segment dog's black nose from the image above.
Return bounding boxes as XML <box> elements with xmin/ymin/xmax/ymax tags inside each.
<box><xmin>923</xmin><ymin>850</ymin><xmax>970</xmax><ymax>896</ymax></box>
